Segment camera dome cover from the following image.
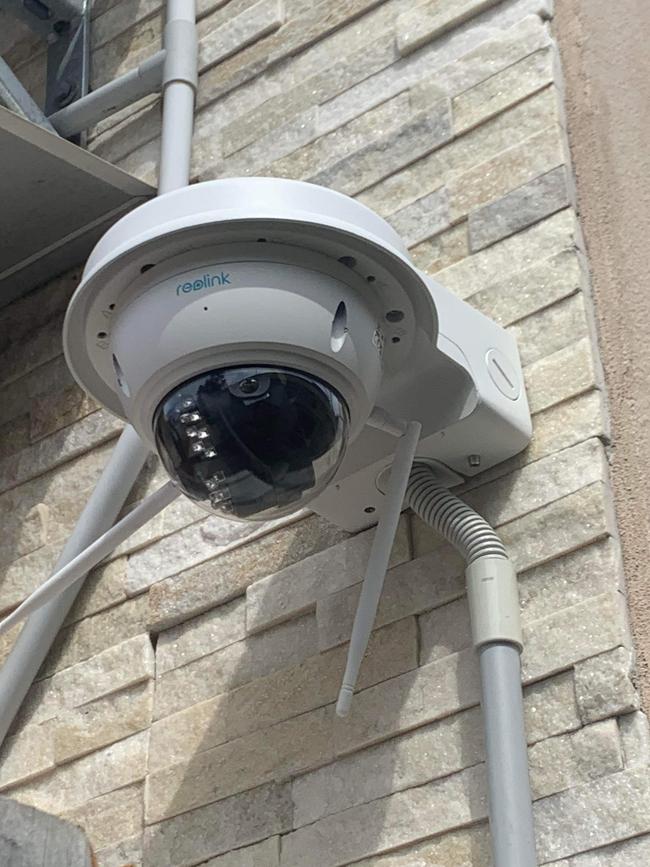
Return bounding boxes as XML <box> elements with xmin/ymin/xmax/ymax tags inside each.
<box><xmin>154</xmin><ymin>365</ymin><xmax>349</xmax><ymax>520</ymax></box>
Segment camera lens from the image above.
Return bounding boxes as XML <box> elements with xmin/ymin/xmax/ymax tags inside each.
<box><xmin>153</xmin><ymin>366</ymin><xmax>349</xmax><ymax>520</ymax></box>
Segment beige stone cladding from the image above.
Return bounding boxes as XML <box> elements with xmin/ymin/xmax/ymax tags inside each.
<box><xmin>1</xmin><ymin>0</ymin><xmax>648</xmax><ymax>865</ymax></box>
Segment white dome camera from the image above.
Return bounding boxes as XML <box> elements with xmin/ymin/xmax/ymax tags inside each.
<box><xmin>64</xmin><ymin>177</ymin><xmax>530</xmax><ymax>527</ymax></box>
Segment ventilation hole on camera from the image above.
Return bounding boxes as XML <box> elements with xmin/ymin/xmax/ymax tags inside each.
<box><xmin>364</xmin><ymin>506</ymin><xmax>376</xmax><ymax>514</ymax></box>
<box><xmin>338</xmin><ymin>256</ymin><xmax>356</xmax><ymax>269</ymax></box>
<box><xmin>330</xmin><ymin>301</ymin><xmax>348</xmax><ymax>353</ymax></box>
<box><xmin>112</xmin><ymin>354</ymin><xmax>130</xmax><ymax>397</ymax></box>
<box><xmin>391</xmin><ymin>336</ymin><xmax>401</xmax><ymax>344</ymax></box>
<box><xmin>257</xmin><ymin>237</ymin><xmax>267</xmax><ymax>242</ymax></box>
<box><xmin>386</xmin><ymin>309</ymin><xmax>404</xmax><ymax>323</ymax></box>
<box><xmin>140</xmin><ymin>263</ymin><xmax>155</xmax><ymax>273</ymax></box>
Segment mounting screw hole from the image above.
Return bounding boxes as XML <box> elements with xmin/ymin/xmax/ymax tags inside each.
<box><xmin>386</xmin><ymin>309</ymin><xmax>404</xmax><ymax>323</ymax></box>
<box><xmin>97</xmin><ymin>331</ymin><xmax>107</xmax><ymax>339</ymax></box>
<box><xmin>203</xmin><ymin>306</ymin><xmax>208</xmax><ymax>311</ymax></box>
<box><xmin>257</xmin><ymin>237</ymin><xmax>267</xmax><ymax>242</ymax></box>
<box><xmin>366</xmin><ymin>275</ymin><xmax>376</xmax><ymax>283</ymax></box>
<box><xmin>364</xmin><ymin>506</ymin><xmax>376</xmax><ymax>514</ymax></box>
<box><xmin>391</xmin><ymin>336</ymin><xmax>401</xmax><ymax>344</ymax></box>
<box><xmin>108</xmin><ymin>303</ymin><xmax>115</xmax><ymax>311</ymax></box>
<box><xmin>338</xmin><ymin>256</ymin><xmax>357</xmax><ymax>269</ymax></box>
<box><xmin>140</xmin><ymin>263</ymin><xmax>155</xmax><ymax>274</ymax></box>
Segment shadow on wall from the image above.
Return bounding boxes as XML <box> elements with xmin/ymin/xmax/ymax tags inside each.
<box><xmin>139</xmin><ymin>484</ymin><xmax>523</xmax><ymax>867</ymax></box>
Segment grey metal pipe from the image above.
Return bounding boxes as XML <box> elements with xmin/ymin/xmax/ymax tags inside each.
<box><xmin>0</xmin><ymin>426</ymin><xmax>149</xmax><ymax>744</ymax></box>
<box><xmin>48</xmin><ymin>50</ymin><xmax>166</xmax><ymax>138</ymax></box>
<box><xmin>0</xmin><ymin>55</ymin><xmax>57</xmax><ymax>132</ymax></box>
<box><xmin>406</xmin><ymin>465</ymin><xmax>537</xmax><ymax>867</ymax></box>
<box><xmin>158</xmin><ymin>0</ymin><xmax>198</xmax><ymax>194</ymax></box>
<box><xmin>479</xmin><ymin>643</ymin><xmax>537</xmax><ymax>867</ymax></box>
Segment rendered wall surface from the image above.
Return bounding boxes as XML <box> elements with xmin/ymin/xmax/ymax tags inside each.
<box><xmin>1</xmin><ymin>1</ymin><xmax>649</xmax><ymax>865</ymax></box>
<box><xmin>554</xmin><ymin>0</ymin><xmax>650</xmax><ymax>714</ymax></box>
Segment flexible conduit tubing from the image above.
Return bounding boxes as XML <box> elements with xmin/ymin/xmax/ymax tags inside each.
<box><xmin>158</xmin><ymin>0</ymin><xmax>198</xmax><ymax>194</ymax></box>
<box><xmin>405</xmin><ymin>463</ymin><xmax>537</xmax><ymax>867</ymax></box>
<box><xmin>0</xmin><ymin>426</ymin><xmax>149</xmax><ymax>745</ymax></box>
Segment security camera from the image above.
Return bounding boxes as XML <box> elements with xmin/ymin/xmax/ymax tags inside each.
<box><xmin>64</xmin><ymin>177</ymin><xmax>531</xmax><ymax>527</ymax></box>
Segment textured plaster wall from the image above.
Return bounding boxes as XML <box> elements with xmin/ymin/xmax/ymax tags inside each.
<box><xmin>0</xmin><ymin>1</ymin><xmax>650</xmax><ymax>865</ymax></box>
<box><xmin>554</xmin><ymin>0</ymin><xmax>650</xmax><ymax>711</ymax></box>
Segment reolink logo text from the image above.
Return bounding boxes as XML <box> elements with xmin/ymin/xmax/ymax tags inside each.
<box><xmin>176</xmin><ymin>271</ymin><xmax>231</xmax><ymax>295</ymax></box>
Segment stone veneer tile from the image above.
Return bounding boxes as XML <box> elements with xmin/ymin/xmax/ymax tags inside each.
<box><xmin>7</xmin><ymin>730</ymin><xmax>149</xmax><ymax>815</ymax></box>
<box><xmin>468</xmin><ymin>248</ymin><xmax>582</xmax><ymax>326</ymax></box>
<box><xmin>469</xmin><ymin>165</ymin><xmax>570</xmax><ymax>251</ymax></box>
<box><xmin>436</xmin><ymin>207</ymin><xmax>577</xmax><ymax>299</ymax></box>
<box><xmin>246</xmin><ymin>515</ymin><xmax>409</xmax><ymax>634</ymax></box>
<box><xmin>235</xmin><ymin>92</ymin><xmax>409</xmax><ymax>182</ymax></box>
<box><xmin>535</xmin><ymin>769</ymin><xmax>650</xmax><ymax>862</ymax></box>
<box><xmin>0</xmin><ymin>719</ymin><xmax>56</xmax><ymax>790</ymax></box>
<box><xmin>292</xmin><ymin>715</ymin><xmax>620</xmax><ymax>829</ymax></box>
<box><xmin>448</xmin><ymin>124</ymin><xmax>564</xmax><ymax>222</ymax></box>
<box><xmin>552</xmin><ymin>835</ymin><xmax>650</xmax><ymax>866</ymax></box>
<box><xmin>147</xmin><ymin>513</ymin><xmax>350</xmax><ymax>632</ymax></box>
<box><xmin>307</xmin><ymin>100</ymin><xmax>453</xmax><ymax>195</ymax></box>
<box><xmin>282</xmin><ymin>764</ymin><xmax>488</xmax><ymax>866</ymax></box>
<box><xmin>153</xmin><ymin>614</ymin><xmax>319</xmax><ymax>720</ymax></box>
<box><xmin>156</xmin><ymin>596</ymin><xmax>246</xmax><ymax>675</ymax></box>
<box><xmin>387</xmin><ymin>187</ymin><xmax>450</xmax><ymax>247</ymax></box>
<box><xmin>316</xmin><ymin>545</ymin><xmax>464</xmax><ymax>651</ymax></box>
<box><xmin>574</xmin><ymin>647</ymin><xmax>640</xmax><ymax>724</ymax></box>
<box><xmin>29</xmin><ymin>385</ymin><xmax>100</xmax><ymax>443</ymax></box>
<box><xmin>509</xmin><ymin>292</ymin><xmax>588</xmax><ymax>367</ymax></box>
<box><xmin>410</xmin><ymin>222</ymin><xmax>469</xmax><ymax>272</ymax></box>
<box><xmin>453</xmin><ymin>46</ymin><xmax>554</xmax><ymax>134</ymax></box>
<box><xmin>198</xmin><ymin>0</ymin><xmax>283</xmax><ymax>73</ymax></box>
<box><xmin>62</xmin><ymin>782</ymin><xmax>144</xmax><ymax>851</ymax></box>
<box><xmin>64</xmin><ymin>557</ymin><xmax>130</xmax><ymax>625</ymax></box>
<box><xmin>53</xmin><ymin>681</ymin><xmax>154</xmax><ymax>765</ymax></box>
<box><xmin>349</xmin><ymin>825</ymin><xmax>491</xmax><ymax>867</ymax></box>
<box><xmin>524</xmin><ymin>338</ymin><xmax>597</xmax><ymax>415</ymax></box>
<box><xmin>148</xmin><ymin>618</ymin><xmax>417</xmax><ymax>773</ymax></box>
<box><xmin>127</xmin><ymin>512</ymin><xmax>294</xmax><ymax>596</ymax></box>
<box><xmin>40</xmin><ymin>593</ymin><xmax>149</xmax><ymax>679</ymax></box>
<box><xmin>13</xmin><ymin>634</ymin><xmax>154</xmax><ymax>729</ymax></box>
<box><xmin>517</xmin><ymin>538</ymin><xmax>621</xmax><ymax>626</ymax></box>
<box><xmin>360</xmin><ymin>85</ymin><xmax>560</xmax><ymax>219</ymax></box>
<box><xmin>0</xmin><ymin>410</ymin><xmax>122</xmax><ymax>496</ymax></box>
<box><xmin>142</xmin><ymin>782</ymin><xmax>292</xmax><ymax>867</ymax></box>
<box><xmin>198</xmin><ymin>836</ymin><xmax>280</xmax><ymax>866</ymax></box>
<box><xmin>397</xmin><ymin>0</ymin><xmax>502</xmax><ymax>56</ymax></box>
<box><xmin>528</xmin><ymin>720</ymin><xmax>623</xmax><ymax>799</ymax></box>
<box><xmin>196</xmin><ymin>0</ymin><xmax>388</xmax><ymax>112</ymax></box>
<box><xmin>220</xmin><ymin>33</ymin><xmax>397</xmax><ymax>157</ymax></box>
<box><xmin>522</xmin><ymin>593</ymin><xmax>629</xmax><ymax>682</ymax></box>
<box><xmin>146</xmin><ymin>705</ymin><xmax>335</xmax><ymax>823</ymax></box>
<box><xmin>285</xmin><ymin>757</ymin><xmax>647</xmax><ymax>867</ymax></box>
<box><xmin>95</xmin><ymin>834</ymin><xmax>143</xmax><ymax>867</ymax></box>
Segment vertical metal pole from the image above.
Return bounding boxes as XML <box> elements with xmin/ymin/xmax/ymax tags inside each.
<box><xmin>479</xmin><ymin>643</ymin><xmax>537</xmax><ymax>867</ymax></box>
<box><xmin>158</xmin><ymin>0</ymin><xmax>198</xmax><ymax>194</ymax></box>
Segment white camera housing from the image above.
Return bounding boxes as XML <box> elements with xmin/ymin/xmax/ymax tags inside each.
<box><xmin>64</xmin><ymin>177</ymin><xmax>531</xmax><ymax>530</ymax></box>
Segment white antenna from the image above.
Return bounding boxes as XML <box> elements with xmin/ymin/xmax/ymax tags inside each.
<box><xmin>0</xmin><ymin>482</ymin><xmax>180</xmax><ymax>636</ymax></box>
<box><xmin>336</xmin><ymin>411</ymin><xmax>421</xmax><ymax>717</ymax></box>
